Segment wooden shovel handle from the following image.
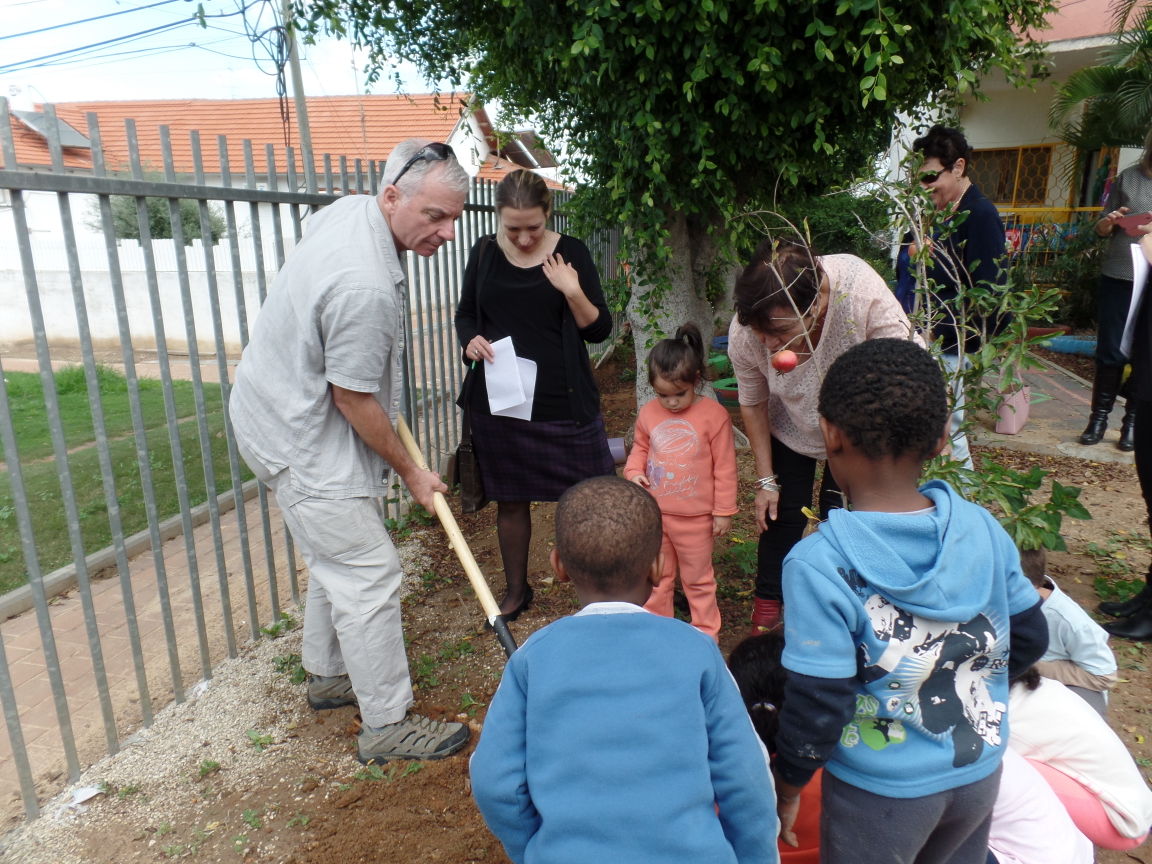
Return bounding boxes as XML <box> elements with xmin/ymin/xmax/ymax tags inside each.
<box><xmin>395</xmin><ymin>415</ymin><xmax>517</xmax><ymax>657</ymax></box>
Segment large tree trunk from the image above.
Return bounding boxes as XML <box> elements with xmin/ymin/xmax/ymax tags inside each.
<box><xmin>625</xmin><ymin>212</ymin><xmax>722</xmax><ymax>408</ymax></box>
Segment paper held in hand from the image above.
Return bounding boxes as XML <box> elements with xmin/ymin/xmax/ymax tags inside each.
<box><xmin>485</xmin><ymin>336</ymin><xmax>537</xmax><ymax>421</ymax></box>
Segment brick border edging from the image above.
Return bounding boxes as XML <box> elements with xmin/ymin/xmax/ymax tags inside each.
<box><xmin>0</xmin><ymin>479</ymin><xmax>262</xmax><ymax>621</ymax></box>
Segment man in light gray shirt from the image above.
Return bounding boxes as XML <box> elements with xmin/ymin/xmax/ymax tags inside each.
<box><xmin>229</xmin><ymin>139</ymin><xmax>470</xmax><ymax>764</ymax></box>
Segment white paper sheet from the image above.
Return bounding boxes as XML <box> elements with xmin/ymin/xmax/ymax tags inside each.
<box><xmin>485</xmin><ymin>337</ymin><xmax>526</xmax><ymax>412</ymax></box>
<box><xmin>492</xmin><ymin>357</ymin><xmax>538</xmax><ymax>420</ymax></box>
<box><xmin>1121</xmin><ymin>243</ymin><xmax>1149</xmax><ymax>358</ymax></box>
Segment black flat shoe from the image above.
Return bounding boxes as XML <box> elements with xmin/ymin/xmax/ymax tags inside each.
<box><xmin>1103</xmin><ymin>609</ymin><xmax>1152</xmax><ymax>641</ymax></box>
<box><xmin>1099</xmin><ymin>583</ymin><xmax>1152</xmax><ymax>618</ymax></box>
<box><xmin>485</xmin><ymin>586</ymin><xmax>534</xmax><ymax>629</ymax></box>
<box><xmin>503</xmin><ymin>586</ymin><xmax>534</xmax><ymax>623</ymax></box>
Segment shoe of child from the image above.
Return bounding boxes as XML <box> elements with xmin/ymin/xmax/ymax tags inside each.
<box><xmin>750</xmin><ymin>597</ymin><xmax>783</xmax><ymax>634</ymax></box>
<box><xmin>307</xmin><ymin>674</ymin><xmax>358</xmax><ymax>710</ymax></box>
<box><xmin>357</xmin><ymin>713</ymin><xmax>471</xmax><ymax>764</ymax></box>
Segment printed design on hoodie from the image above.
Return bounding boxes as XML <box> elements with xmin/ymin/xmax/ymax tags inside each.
<box><xmin>645</xmin><ymin>418</ymin><xmax>701</xmax><ymax>498</ymax></box>
<box><xmin>839</xmin><ymin>571</ymin><xmax>1009</xmax><ymax>769</ymax></box>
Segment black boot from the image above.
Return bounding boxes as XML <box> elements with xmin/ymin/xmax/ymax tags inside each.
<box><xmin>1099</xmin><ymin>581</ymin><xmax>1152</xmax><ymax>617</ymax></box>
<box><xmin>1079</xmin><ymin>363</ymin><xmax>1124</xmax><ymax>445</ymax></box>
<box><xmin>1103</xmin><ymin>606</ymin><xmax>1152</xmax><ymax>641</ymax></box>
<box><xmin>1118</xmin><ymin>404</ymin><xmax>1136</xmax><ymax>452</ymax></box>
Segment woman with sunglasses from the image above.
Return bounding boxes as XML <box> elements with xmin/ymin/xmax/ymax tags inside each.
<box><xmin>728</xmin><ymin>237</ymin><xmax>916</xmax><ymax>633</ymax></box>
<box><xmin>455</xmin><ymin>169</ymin><xmax>614</xmax><ymax>621</ymax></box>
<box><xmin>911</xmin><ymin>125</ymin><xmax>1008</xmax><ymax>470</ymax></box>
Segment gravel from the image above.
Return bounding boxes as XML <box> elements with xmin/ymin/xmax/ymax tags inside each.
<box><xmin>0</xmin><ymin>539</ymin><xmax>433</xmax><ymax>863</ymax></box>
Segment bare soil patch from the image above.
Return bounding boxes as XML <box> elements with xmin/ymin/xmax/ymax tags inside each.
<box><xmin>2</xmin><ymin>345</ymin><xmax>1150</xmax><ymax>863</ymax></box>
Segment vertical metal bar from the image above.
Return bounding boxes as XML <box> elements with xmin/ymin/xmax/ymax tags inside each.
<box><xmin>86</xmin><ymin>111</ymin><xmax>155</xmax><ymax>727</ymax></box>
<box><xmin>241</xmin><ymin>139</ymin><xmax>285</xmax><ymax>601</ymax></box>
<box><xmin>126</xmin><ymin>118</ymin><xmax>196</xmax><ymax>698</ymax></box>
<box><xmin>354</xmin><ymin>158</ymin><xmax>365</xmax><ymax>195</ymax></box>
<box><xmin>191</xmin><ymin>131</ymin><xmax>258</xmax><ymax>643</ymax></box>
<box><xmin>243</xmin><ymin>140</ymin><xmax>271</xmax><ymax>305</ymax></box>
<box><xmin>261</xmin><ymin>142</ymin><xmax>299</xmax><ymax>593</ymax></box>
<box><xmin>0</xmin><ymin>622</ymin><xmax>36</xmax><ymax>818</ymax></box>
<box><xmin>0</xmin><ymin>166</ymin><xmax>82</xmax><ymax>784</ymax></box>
<box><xmin>285</xmin><ymin>145</ymin><xmax>303</xmax><ymax>242</ymax></box>
<box><xmin>160</xmin><ymin>125</ymin><xmax>236</xmax><ymax>659</ymax></box>
<box><xmin>323</xmin><ymin>153</ymin><xmax>334</xmax><ymax>195</ymax></box>
<box><xmin>0</xmin><ymin>106</ymin><xmax>44</xmax><ymax>814</ymax></box>
<box><xmin>217</xmin><ymin>135</ymin><xmax>276</xmax><ymax>622</ymax></box>
<box><xmin>412</xmin><ymin>255</ymin><xmax>433</xmax><ymax>466</ymax></box>
<box><xmin>420</xmin><ymin>254</ymin><xmax>443</xmax><ymax>463</ymax></box>
<box><xmin>265</xmin><ymin>144</ymin><xmax>287</xmax><ymax>270</ymax></box>
<box><xmin>339</xmin><ymin>155</ymin><xmax>349</xmax><ymax>196</ymax></box>
<box><xmin>40</xmin><ymin>105</ymin><xmax>121</xmax><ymax>753</ymax></box>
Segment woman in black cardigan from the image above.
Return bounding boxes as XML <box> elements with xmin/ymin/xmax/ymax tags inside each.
<box><xmin>455</xmin><ymin>169</ymin><xmax>614</xmax><ymax>619</ymax></box>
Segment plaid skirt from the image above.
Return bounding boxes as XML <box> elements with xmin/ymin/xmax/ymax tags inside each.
<box><xmin>470</xmin><ymin>412</ymin><xmax>615</xmax><ymax>502</ymax></box>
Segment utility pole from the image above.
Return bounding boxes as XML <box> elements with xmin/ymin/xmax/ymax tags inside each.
<box><xmin>281</xmin><ymin>0</ymin><xmax>317</xmax><ymax>194</ymax></box>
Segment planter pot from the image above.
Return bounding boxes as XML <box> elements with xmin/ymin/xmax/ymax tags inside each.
<box><xmin>1043</xmin><ymin>334</ymin><xmax>1097</xmax><ymax>356</ymax></box>
<box><xmin>995</xmin><ymin>386</ymin><xmax>1031</xmax><ymax>435</ymax></box>
<box><xmin>713</xmin><ymin>376</ymin><xmax>739</xmax><ymax>407</ymax></box>
<box><xmin>607</xmin><ymin>437</ymin><xmax>627</xmax><ymax>465</ymax></box>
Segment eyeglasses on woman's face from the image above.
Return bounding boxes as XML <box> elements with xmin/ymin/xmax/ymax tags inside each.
<box><xmin>391</xmin><ymin>142</ymin><xmax>455</xmax><ymax>187</ymax></box>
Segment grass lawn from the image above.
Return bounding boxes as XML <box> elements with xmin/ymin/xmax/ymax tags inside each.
<box><xmin>0</xmin><ymin>366</ymin><xmax>248</xmax><ymax>595</ymax></box>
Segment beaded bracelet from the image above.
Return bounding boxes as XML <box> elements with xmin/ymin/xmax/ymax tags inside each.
<box><xmin>754</xmin><ymin>475</ymin><xmax>781</xmax><ymax>493</ymax></box>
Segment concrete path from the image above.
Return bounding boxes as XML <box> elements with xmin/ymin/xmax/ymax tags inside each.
<box><xmin>0</xmin><ymin>492</ymin><xmax>295</xmax><ymax>826</ymax></box>
<box><xmin>974</xmin><ymin>354</ymin><xmax>1135</xmax><ymax>466</ymax></box>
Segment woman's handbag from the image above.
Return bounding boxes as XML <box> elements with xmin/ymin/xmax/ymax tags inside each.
<box><xmin>450</xmin><ymin>369</ymin><xmax>489</xmax><ymax>513</ymax></box>
<box><xmin>451</xmin><ymin>236</ymin><xmax>495</xmax><ymax>513</ymax></box>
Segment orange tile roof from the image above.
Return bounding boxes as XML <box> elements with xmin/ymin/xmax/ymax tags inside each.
<box><xmin>476</xmin><ymin>156</ymin><xmax>569</xmax><ymax>191</ymax></box>
<box><xmin>5</xmin><ymin>93</ymin><xmax>472</xmax><ymax>176</ymax></box>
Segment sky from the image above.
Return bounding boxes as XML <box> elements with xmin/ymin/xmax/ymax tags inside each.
<box><xmin>0</xmin><ymin>0</ymin><xmax>443</xmax><ymax>106</ymax></box>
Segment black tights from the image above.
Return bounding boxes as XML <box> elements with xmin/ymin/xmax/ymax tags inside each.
<box><xmin>1136</xmin><ymin>400</ymin><xmax>1152</xmax><ymax>587</ymax></box>
<box><xmin>756</xmin><ymin>436</ymin><xmax>842</xmax><ymax>601</ymax></box>
<box><xmin>496</xmin><ymin>501</ymin><xmax>532</xmax><ymax>613</ymax></box>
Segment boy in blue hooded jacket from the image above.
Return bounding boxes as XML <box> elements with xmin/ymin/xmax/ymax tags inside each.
<box><xmin>773</xmin><ymin>338</ymin><xmax>1047</xmax><ymax>864</ymax></box>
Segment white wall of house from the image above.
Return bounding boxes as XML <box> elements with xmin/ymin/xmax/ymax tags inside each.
<box><xmin>1</xmin><ymin>190</ymin><xmax>300</xmax><ymax>355</ymax></box>
<box><xmin>961</xmin><ymin>79</ymin><xmax>1076</xmax><ymax>209</ymax></box>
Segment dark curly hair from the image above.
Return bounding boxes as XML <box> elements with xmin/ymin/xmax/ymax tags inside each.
<box><xmin>733</xmin><ymin>237</ymin><xmax>824</xmax><ymax>334</ymax></box>
<box><xmin>911</xmin><ymin>125</ymin><xmax>973</xmax><ymax>176</ymax></box>
<box><xmin>727</xmin><ymin>632</ymin><xmax>788</xmax><ymax>753</ymax></box>
<box><xmin>818</xmin><ymin>338</ymin><xmax>947</xmax><ymax>461</ymax></box>
<box><xmin>555</xmin><ymin>476</ymin><xmax>663</xmax><ymax>594</ymax></box>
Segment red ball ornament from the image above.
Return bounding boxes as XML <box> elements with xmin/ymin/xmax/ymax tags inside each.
<box><xmin>771</xmin><ymin>349</ymin><xmax>798</xmax><ymax>373</ymax></box>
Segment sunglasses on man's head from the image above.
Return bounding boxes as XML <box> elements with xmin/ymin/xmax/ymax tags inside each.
<box><xmin>918</xmin><ymin>168</ymin><xmax>950</xmax><ymax>185</ymax></box>
<box><xmin>391</xmin><ymin>142</ymin><xmax>455</xmax><ymax>187</ymax></box>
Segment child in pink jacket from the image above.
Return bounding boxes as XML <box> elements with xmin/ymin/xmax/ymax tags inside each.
<box><xmin>626</xmin><ymin>323</ymin><xmax>738</xmax><ymax>638</ymax></box>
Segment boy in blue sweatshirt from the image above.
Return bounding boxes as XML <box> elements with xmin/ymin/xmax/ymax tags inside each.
<box><xmin>773</xmin><ymin>338</ymin><xmax>1047</xmax><ymax>863</ymax></box>
<box><xmin>470</xmin><ymin>475</ymin><xmax>778</xmax><ymax>864</ymax></box>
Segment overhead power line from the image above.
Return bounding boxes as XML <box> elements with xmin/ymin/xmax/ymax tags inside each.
<box><xmin>0</xmin><ymin>1</ymin><xmax>260</xmax><ymax>75</ymax></box>
<box><xmin>0</xmin><ymin>0</ymin><xmax>182</xmax><ymax>42</ymax></box>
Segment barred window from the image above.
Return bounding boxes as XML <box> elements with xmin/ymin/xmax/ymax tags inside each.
<box><xmin>969</xmin><ymin>147</ymin><xmax>1052</xmax><ymax>206</ymax></box>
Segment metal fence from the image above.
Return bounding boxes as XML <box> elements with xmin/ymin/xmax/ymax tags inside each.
<box><xmin>0</xmin><ymin>100</ymin><xmax>621</xmax><ymax>821</ymax></box>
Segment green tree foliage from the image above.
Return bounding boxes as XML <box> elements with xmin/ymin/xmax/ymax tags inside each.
<box><xmin>298</xmin><ymin>0</ymin><xmax>1051</xmax><ymax>370</ymax></box>
<box><xmin>89</xmin><ymin>195</ymin><xmax>226</xmax><ymax>245</ymax></box>
<box><xmin>1050</xmin><ymin>0</ymin><xmax>1152</xmax><ymax>149</ymax></box>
